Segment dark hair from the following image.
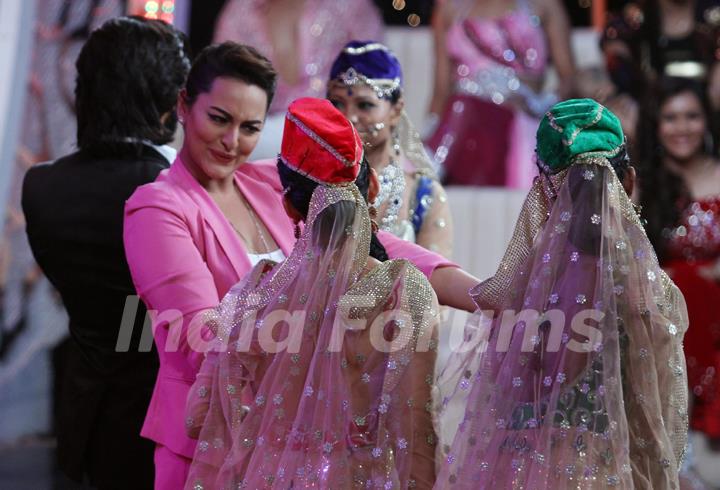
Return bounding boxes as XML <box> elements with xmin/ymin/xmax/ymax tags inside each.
<box><xmin>386</xmin><ymin>88</ymin><xmax>402</xmax><ymax>106</ymax></box>
<box><xmin>637</xmin><ymin>77</ymin><xmax>715</xmax><ymax>261</ymax></box>
<box><xmin>608</xmin><ymin>145</ymin><xmax>631</xmax><ymax>183</ymax></box>
<box><xmin>75</xmin><ymin>17</ymin><xmax>190</xmax><ymax>153</ymax></box>
<box><xmin>185</xmin><ymin>42</ymin><xmax>277</xmax><ymax>110</ymax></box>
<box><xmin>277</xmin><ymin>158</ymin><xmax>389</xmax><ymax>262</ymax></box>
<box><xmin>561</xmin><ymin>144</ymin><xmax>634</xmax><ymax>256</ymax></box>
<box><xmin>326</xmin><ymin>83</ymin><xmax>402</xmax><ymax>106</ymax></box>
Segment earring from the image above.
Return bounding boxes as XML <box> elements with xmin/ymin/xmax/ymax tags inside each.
<box><xmin>392</xmin><ymin>128</ymin><xmax>401</xmax><ymax>158</ymax></box>
<box><xmin>368</xmin><ymin>205</ymin><xmax>378</xmax><ymax>219</ymax></box>
<box><xmin>294</xmin><ymin>222</ymin><xmax>301</xmax><ymax>239</ymax></box>
<box><xmin>370</xmin><ymin>122</ymin><xmax>385</xmax><ymax>137</ymax></box>
<box><xmin>368</xmin><ymin>205</ymin><xmax>379</xmax><ymax>233</ymax></box>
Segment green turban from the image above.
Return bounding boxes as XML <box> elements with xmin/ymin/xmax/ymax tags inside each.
<box><xmin>536</xmin><ymin>98</ymin><xmax>625</xmax><ymax>174</ymax></box>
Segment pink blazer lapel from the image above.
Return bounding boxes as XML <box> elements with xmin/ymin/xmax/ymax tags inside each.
<box><xmin>167</xmin><ymin>159</ymin><xmax>251</xmax><ymax>279</ymax></box>
<box><xmin>235</xmin><ymin>170</ymin><xmax>295</xmax><ymax>257</ymax></box>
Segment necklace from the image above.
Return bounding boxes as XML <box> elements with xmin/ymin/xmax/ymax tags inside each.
<box><xmin>230</xmin><ymin>193</ymin><xmax>272</xmax><ymax>254</ymax></box>
<box><xmin>374</xmin><ymin>158</ymin><xmax>405</xmax><ymax>231</ymax></box>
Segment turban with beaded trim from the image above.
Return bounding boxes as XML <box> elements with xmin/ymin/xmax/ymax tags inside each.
<box><xmin>536</xmin><ymin>98</ymin><xmax>625</xmax><ymax>175</ymax></box>
<box><xmin>280</xmin><ymin>97</ymin><xmax>363</xmax><ymax>185</ymax></box>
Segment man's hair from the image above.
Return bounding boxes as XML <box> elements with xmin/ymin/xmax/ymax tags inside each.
<box><xmin>184</xmin><ymin>42</ymin><xmax>277</xmax><ymax>111</ymax></box>
<box><xmin>75</xmin><ymin>16</ymin><xmax>190</xmax><ymax>152</ymax></box>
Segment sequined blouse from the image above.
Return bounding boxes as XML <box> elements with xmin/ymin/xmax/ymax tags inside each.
<box><xmin>378</xmin><ymin>158</ymin><xmax>453</xmax><ymax>258</ymax></box>
<box><xmin>445</xmin><ymin>0</ymin><xmax>549</xmax><ymax>109</ymax></box>
<box><xmin>665</xmin><ymin>196</ymin><xmax>720</xmax><ymax>263</ymax></box>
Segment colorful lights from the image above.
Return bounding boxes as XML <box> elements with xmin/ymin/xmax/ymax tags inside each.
<box><xmin>132</xmin><ymin>0</ymin><xmax>175</xmax><ymax>24</ymax></box>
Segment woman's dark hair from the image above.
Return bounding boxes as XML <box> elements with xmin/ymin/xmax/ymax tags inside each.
<box><xmin>608</xmin><ymin>145</ymin><xmax>631</xmax><ymax>182</ymax></box>
<box><xmin>277</xmin><ymin>158</ymin><xmax>389</xmax><ymax>262</ymax></box>
<box><xmin>565</xmin><ymin>147</ymin><xmax>632</xmax><ymax>256</ymax></box>
<box><xmin>386</xmin><ymin>88</ymin><xmax>402</xmax><ymax>106</ymax></box>
<box><xmin>637</xmin><ymin>76</ymin><xmax>715</xmax><ymax>261</ymax></box>
<box><xmin>75</xmin><ymin>17</ymin><xmax>190</xmax><ymax>153</ymax></box>
<box><xmin>185</xmin><ymin>42</ymin><xmax>277</xmax><ymax>110</ymax></box>
<box><xmin>326</xmin><ymin>83</ymin><xmax>402</xmax><ymax>106</ymax></box>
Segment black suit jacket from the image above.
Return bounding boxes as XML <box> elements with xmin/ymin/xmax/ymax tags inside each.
<box><xmin>22</xmin><ymin>144</ymin><xmax>169</xmax><ymax>489</ymax></box>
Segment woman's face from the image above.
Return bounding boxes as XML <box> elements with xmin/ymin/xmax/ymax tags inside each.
<box><xmin>179</xmin><ymin>77</ymin><xmax>267</xmax><ymax>183</ymax></box>
<box><xmin>658</xmin><ymin>90</ymin><xmax>707</xmax><ymax>162</ymax></box>
<box><xmin>327</xmin><ymin>83</ymin><xmax>402</xmax><ymax>151</ymax></box>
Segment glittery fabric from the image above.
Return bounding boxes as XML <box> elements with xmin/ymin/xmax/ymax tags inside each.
<box><xmin>664</xmin><ymin>196</ymin><xmax>720</xmax><ymax>438</ymax></box>
<box><xmin>426</xmin><ymin>0</ymin><xmax>552</xmax><ymax>188</ymax></box>
<box><xmin>437</xmin><ymin>160</ymin><xmax>689</xmax><ymax>489</ymax></box>
<box><xmin>374</xmin><ymin>157</ymin><xmax>453</xmax><ymax>259</ymax></box>
<box><xmin>184</xmin><ymin>183</ymin><xmax>440</xmax><ymax>489</ymax></box>
<box><xmin>213</xmin><ymin>0</ymin><xmax>383</xmax><ymax>116</ymax></box>
<box><xmin>666</xmin><ymin>197</ymin><xmax>720</xmax><ymax>263</ymax></box>
<box><xmin>329</xmin><ymin>40</ymin><xmax>402</xmax><ymax>100</ymax></box>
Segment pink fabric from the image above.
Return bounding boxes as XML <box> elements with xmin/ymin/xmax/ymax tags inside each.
<box><xmin>436</xmin><ymin>164</ymin><xmax>688</xmax><ymax>488</ymax></box>
<box><xmin>445</xmin><ymin>1</ymin><xmax>548</xmax><ymax>80</ymax></box>
<box><xmin>124</xmin><ymin>158</ymin><xmax>456</xmax><ymax>475</ymax></box>
<box><xmin>250</xmin><ymin>158</ymin><xmax>460</xmax><ymax>280</ymax></box>
<box><xmin>124</xmin><ymin>158</ymin><xmax>297</xmax><ymax>459</ymax></box>
<box><xmin>429</xmin><ymin>0</ymin><xmax>546</xmax><ymax>189</ymax></box>
<box><xmin>185</xmin><ymin>182</ymin><xmax>439</xmax><ymax>489</ymax></box>
<box><xmin>154</xmin><ymin>444</ymin><xmax>191</xmax><ymax>490</ymax></box>
<box><xmin>377</xmin><ymin>230</ymin><xmax>457</xmax><ymax>278</ymax></box>
<box><xmin>213</xmin><ymin>0</ymin><xmax>383</xmax><ymax>116</ymax></box>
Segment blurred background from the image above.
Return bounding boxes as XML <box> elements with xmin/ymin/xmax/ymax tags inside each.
<box><xmin>1</xmin><ymin>0</ymin><xmax>719</xmax><ymax>488</ymax></box>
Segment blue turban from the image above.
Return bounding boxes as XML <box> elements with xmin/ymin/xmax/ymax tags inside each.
<box><xmin>329</xmin><ymin>41</ymin><xmax>402</xmax><ymax>97</ymax></box>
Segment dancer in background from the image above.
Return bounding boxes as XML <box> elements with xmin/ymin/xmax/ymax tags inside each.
<box><xmin>185</xmin><ymin>98</ymin><xmax>437</xmax><ymax>489</ymax></box>
<box><xmin>22</xmin><ymin>17</ymin><xmax>189</xmax><ymax>489</ymax></box>
<box><xmin>327</xmin><ymin>40</ymin><xmax>453</xmax><ymax>258</ymax></box>
<box><xmin>436</xmin><ymin>100</ymin><xmax>688</xmax><ymax>488</ymax></box>
<box><xmin>427</xmin><ymin>0</ymin><xmax>576</xmax><ymax>188</ymax></box>
<box><xmin>212</xmin><ymin>0</ymin><xmax>383</xmax><ymax>159</ymax></box>
<box><xmin>638</xmin><ymin>77</ymin><xmax>720</xmax><ymax>454</ymax></box>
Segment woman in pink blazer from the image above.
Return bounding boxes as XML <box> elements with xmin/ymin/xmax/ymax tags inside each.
<box><xmin>124</xmin><ymin>43</ymin><xmax>473</xmax><ymax>489</ymax></box>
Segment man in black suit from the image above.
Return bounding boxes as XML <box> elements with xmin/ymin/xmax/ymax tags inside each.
<box><xmin>22</xmin><ymin>17</ymin><xmax>189</xmax><ymax>489</ymax></box>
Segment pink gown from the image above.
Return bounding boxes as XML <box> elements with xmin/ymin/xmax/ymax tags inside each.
<box><xmin>427</xmin><ymin>0</ymin><xmax>554</xmax><ymax>189</ymax></box>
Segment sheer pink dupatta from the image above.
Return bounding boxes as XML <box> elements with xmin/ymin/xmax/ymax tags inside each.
<box><xmin>185</xmin><ymin>184</ymin><xmax>440</xmax><ymax>489</ymax></box>
<box><xmin>436</xmin><ymin>161</ymin><xmax>688</xmax><ymax>489</ymax></box>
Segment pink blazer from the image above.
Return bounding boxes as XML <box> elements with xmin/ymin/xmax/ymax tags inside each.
<box><xmin>124</xmin><ymin>157</ymin><xmax>455</xmax><ymax>459</ymax></box>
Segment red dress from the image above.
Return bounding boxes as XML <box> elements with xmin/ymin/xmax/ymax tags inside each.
<box><xmin>665</xmin><ymin>196</ymin><xmax>720</xmax><ymax>438</ymax></box>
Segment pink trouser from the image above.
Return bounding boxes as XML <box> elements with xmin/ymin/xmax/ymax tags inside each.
<box><xmin>154</xmin><ymin>444</ymin><xmax>191</xmax><ymax>490</ymax></box>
